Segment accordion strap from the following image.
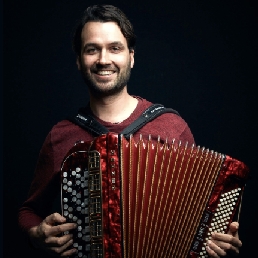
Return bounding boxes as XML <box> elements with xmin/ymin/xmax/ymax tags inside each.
<box><xmin>69</xmin><ymin>104</ymin><xmax>180</xmax><ymax>139</ymax></box>
<box><xmin>121</xmin><ymin>104</ymin><xmax>179</xmax><ymax>139</ymax></box>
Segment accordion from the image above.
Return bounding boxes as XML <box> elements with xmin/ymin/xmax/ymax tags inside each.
<box><xmin>61</xmin><ymin>133</ymin><xmax>249</xmax><ymax>258</ymax></box>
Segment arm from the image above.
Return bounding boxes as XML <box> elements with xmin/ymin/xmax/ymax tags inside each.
<box><xmin>206</xmin><ymin>222</ymin><xmax>242</xmax><ymax>257</ymax></box>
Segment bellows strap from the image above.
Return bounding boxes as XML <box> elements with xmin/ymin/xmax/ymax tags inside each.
<box><xmin>69</xmin><ymin>104</ymin><xmax>180</xmax><ymax>140</ymax></box>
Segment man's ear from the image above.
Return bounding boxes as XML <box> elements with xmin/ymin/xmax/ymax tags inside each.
<box><xmin>76</xmin><ymin>57</ymin><xmax>81</xmax><ymax>70</ymax></box>
<box><xmin>130</xmin><ymin>50</ymin><xmax>134</xmax><ymax>68</ymax></box>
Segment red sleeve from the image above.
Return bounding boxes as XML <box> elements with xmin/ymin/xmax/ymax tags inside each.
<box><xmin>18</xmin><ymin>132</ymin><xmax>60</xmax><ymax>232</ymax></box>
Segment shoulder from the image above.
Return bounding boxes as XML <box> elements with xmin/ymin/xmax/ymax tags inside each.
<box><xmin>134</xmin><ymin>109</ymin><xmax>195</xmax><ymax>145</ymax></box>
<box><xmin>47</xmin><ymin>119</ymin><xmax>94</xmax><ymax>148</ymax></box>
<box><xmin>147</xmin><ymin>112</ymin><xmax>190</xmax><ymax>132</ymax></box>
<box><xmin>51</xmin><ymin>119</ymin><xmax>78</xmax><ymax>132</ymax></box>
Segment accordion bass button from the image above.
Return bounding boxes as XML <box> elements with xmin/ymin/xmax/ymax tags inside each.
<box><xmin>76</xmin><ymin>193</ymin><xmax>81</xmax><ymax>198</ymax></box>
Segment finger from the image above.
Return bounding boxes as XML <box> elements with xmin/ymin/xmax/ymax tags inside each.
<box><xmin>211</xmin><ymin>232</ymin><xmax>242</xmax><ymax>248</ymax></box>
<box><xmin>206</xmin><ymin>240</ymin><xmax>226</xmax><ymax>257</ymax></box>
<box><xmin>211</xmin><ymin>239</ymin><xmax>240</xmax><ymax>255</ymax></box>
<box><xmin>49</xmin><ymin>239</ymin><xmax>77</xmax><ymax>257</ymax></box>
<box><xmin>60</xmin><ymin>249</ymin><xmax>78</xmax><ymax>257</ymax></box>
<box><xmin>44</xmin><ymin>234</ymin><xmax>74</xmax><ymax>247</ymax></box>
<box><xmin>45</xmin><ymin>213</ymin><xmax>66</xmax><ymax>226</ymax></box>
<box><xmin>60</xmin><ymin>245</ymin><xmax>78</xmax><ymax>257</ymax></box>
<box><xmin>48</xmin><ymin>223</ymin><xmax>77</xmax><ymax>237</ymax></box>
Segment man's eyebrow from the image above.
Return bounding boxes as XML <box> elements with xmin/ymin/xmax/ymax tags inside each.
<box><xmin>109</xmin><ymin>41</ymin><xmax>124</xmax><ymax>46</ymax></box>
<box><xmin>83</xmin><ymin>43</ymin><xmax>98</xmax><ymax>49</ymax></box>
<box><xmin>83</xmin><ymin>41</ymin><xmax>125</xmax><ymax>48</ymax></box>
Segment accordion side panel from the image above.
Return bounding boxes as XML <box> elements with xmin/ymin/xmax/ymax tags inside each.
<box><xmin>106</xmin><ymin>133</ymin><xmax>122</xmax><ymax>258</ymax></box>
<box><xmin>90</xmin><ymin>135</ymin><xmax>108</xmax><ymax>258</ymax></box>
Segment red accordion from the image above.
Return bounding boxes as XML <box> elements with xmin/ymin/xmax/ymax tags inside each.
<box><xmin>61</xmin><ymin>133</ymin><xmax>249</xmax><ymax>258</ymax></box>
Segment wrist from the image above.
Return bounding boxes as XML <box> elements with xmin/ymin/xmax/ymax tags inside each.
<box><xmin>28</xmin><ymin>226</ymin><xmax>40</xmax><ymax>249</ymax></box>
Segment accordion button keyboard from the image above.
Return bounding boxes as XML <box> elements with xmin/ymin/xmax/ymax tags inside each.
<box><xmin>198</xmin><ymin>187</ymin><xmax>242</xmax><ymax>257</ymax></box>
<box><xmin>61</xmin><ymin>166</ymin><xmax>92</xmax><ymax>258</ymax></box>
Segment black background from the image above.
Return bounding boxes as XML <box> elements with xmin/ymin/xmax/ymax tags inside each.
<box><xmin>3</xmin><ymin>0</ymin><xmax>258</xmax><ymax>257</ymax></box>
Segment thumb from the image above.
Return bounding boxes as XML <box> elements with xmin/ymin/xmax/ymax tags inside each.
<box><xmin>227</xmin><ymin>221</ymin><xmax>239</xmax><ymax>236</ymax></box>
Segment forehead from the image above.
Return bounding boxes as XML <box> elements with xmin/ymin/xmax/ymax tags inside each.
<box><xmin>81</xmin><ymin>21</ymin><xmax>128</xmax><ymax>46</ymax></box>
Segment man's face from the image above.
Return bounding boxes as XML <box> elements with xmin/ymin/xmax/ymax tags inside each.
<box><xmin>77</xmin><ymin>21</ymin><xmax>134</xmax><ymax>97</ymax></box>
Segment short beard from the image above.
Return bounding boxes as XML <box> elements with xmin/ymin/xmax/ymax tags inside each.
<box><xmin>81</xmin><ymin>62</ymin><xmax>132</xmax><ymax>98</ymax></box>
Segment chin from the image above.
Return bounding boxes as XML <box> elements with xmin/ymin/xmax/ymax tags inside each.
<box><xmin>89</xmin><ymin>83</ymin><xmax>126</xmax><ymax>98</ymax></box>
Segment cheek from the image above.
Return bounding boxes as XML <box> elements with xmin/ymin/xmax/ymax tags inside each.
<box><xmin>80</xmin><ymin>57</ymin><xmax>94</xmax><ymax>70</ymax></box>
<box><xmin>114</xmin><ymin>56</ymin><xmax>132</xmax><ymax>68</ymax></box>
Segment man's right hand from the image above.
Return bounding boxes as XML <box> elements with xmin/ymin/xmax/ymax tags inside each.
<box><xmin>28</xmin><ymin>213</ymin><xmax>77</xmax><ymax>257</ymax></box>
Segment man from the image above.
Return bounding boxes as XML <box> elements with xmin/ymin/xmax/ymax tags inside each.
<box><xmin>18</xmin><ymin>4</ymin><xmax>242</xmax><ymax>257</ymax></box>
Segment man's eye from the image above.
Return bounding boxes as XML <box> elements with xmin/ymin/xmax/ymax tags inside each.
<box><xmin>86</xmin><ymin>48</ymin><xmax>97</xmax><ymax>54</ymax></box>
<box><xmin>111</xmin><ymin>46</ymin><xmax>121</xmax><ymax>52</ymax></box>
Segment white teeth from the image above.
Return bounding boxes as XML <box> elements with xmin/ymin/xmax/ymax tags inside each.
<box><xmin>97</xmin><ymin>71</ymin><xmax>113</xmax><ymax>75</ymax></box>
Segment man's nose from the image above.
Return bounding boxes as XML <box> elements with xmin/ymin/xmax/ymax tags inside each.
<box><xmin>98</xmin><ymin>49</ymin><xmax>111</xmax><ymax>65</ymax></box>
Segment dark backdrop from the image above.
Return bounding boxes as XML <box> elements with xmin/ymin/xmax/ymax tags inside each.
<box><xmin>4</xmin><ymin>0</ymin><xmax>257</xmax><ymax>257</ymax></box>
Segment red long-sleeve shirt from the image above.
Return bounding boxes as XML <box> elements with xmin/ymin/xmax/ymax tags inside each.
<box><xmin>18</xmin><ymin>96</ymin><xmax>195</xmax><ymax>232</ymax></box>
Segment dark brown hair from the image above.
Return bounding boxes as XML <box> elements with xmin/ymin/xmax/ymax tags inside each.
<box><xmin>72</xmin><ymin>4</ymin><xmax>136</xmax><ymax>55</ymax></box>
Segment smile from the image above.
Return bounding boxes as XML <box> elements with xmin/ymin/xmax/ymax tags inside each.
<box><xmin>96</xmin><ymin>70</ymin><xmax>115</xmax><ymax>76</ymax></box>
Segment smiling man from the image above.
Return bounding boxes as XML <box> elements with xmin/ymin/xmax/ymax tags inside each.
<box><xmin>76</xmin><ymin>20</ymin><xmax>137</xmax><ymax>123</ymax></box>
<box><xmin>18</xmin><ymin>4</ymin><xmax>243</xmax><ymax>258</ymax></box>
<box><xmin>78</xmin><ymin>22</ymin><xmax>134</xmax><ymax>96</ymax></box>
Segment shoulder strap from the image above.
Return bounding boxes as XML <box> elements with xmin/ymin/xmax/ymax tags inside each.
<box><xmin>68</xmin><ymin>104</ymin><xmax>180</xmax><ymax>139</ymax></box>
<box><xmin>69</xmin><ymin>108</ymin><xmax>109</xmax><ymax>137</ymax></box>
<box><xmin>120</xmin><ymin>104</ymin><xmax>180</xmax><ymax>139</ymax></box>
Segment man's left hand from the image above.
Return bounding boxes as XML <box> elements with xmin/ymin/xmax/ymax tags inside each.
<box><xmin>206</xmin><ymin>222</ymin><xmax>242</xmax><ymax>257</ymax></box>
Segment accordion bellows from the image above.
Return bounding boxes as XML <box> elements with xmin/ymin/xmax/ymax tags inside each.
<box><xmin>61</xmin><ymin>133</ymin><xmax>249</xmax><ymax>258</ymax></box>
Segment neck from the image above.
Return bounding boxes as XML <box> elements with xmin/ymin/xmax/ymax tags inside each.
<box><xmin>89</xmin><ymin>88</ymin><xmax>138</xmax><ymax>123</ymax></box>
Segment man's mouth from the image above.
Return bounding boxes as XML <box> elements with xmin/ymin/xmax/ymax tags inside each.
<box><xmin>95</xmin><ymin>70</ymin><xmax>116</xmax><ymax>76</ymax></box>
